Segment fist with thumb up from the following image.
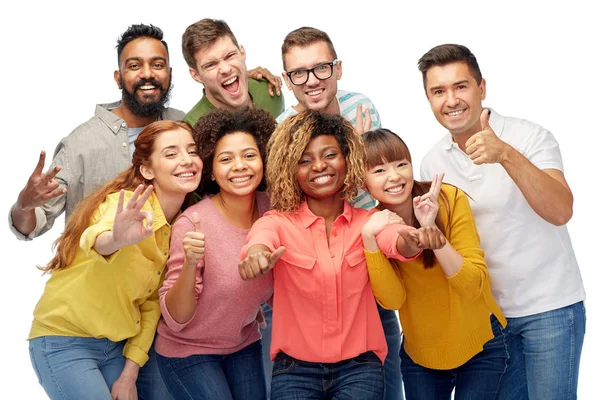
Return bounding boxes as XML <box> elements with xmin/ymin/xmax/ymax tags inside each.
<box><xmin>182</xmin><ymin>212</ymin><xmax>205</xmax><ymax>267</ymax></box>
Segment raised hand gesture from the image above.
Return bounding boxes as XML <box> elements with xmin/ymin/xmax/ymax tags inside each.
<box><xmin>239</xmin><ymin>246</ymin><xmax>286</xmax><ymax>280</ymax></box>
<box><xmin>414</xmin><ymin>173</ymin><xmax>444</xmax><ymax>227</ymax></box>
<box><xmin>112</xmin><ymin>185</ymin><xmax>154</xmax><ymax>248</ymax></box>
<box><xmin>16</xmin><ymin>150</ymin><xmax>67</xmax><ymax>211</ymax></box>
<box><xmin>182</xmin><ymin>212</ymin><xmax>205</xmax><ymax>267</ymax></box>
<box><xmin>465</xmin><ymin>109</ymin><xmax>508</xmax><ymax>165</ymax></box>
<box><xmin>354</xmin><ymin>103</ymin><xmax>372</xmax><ymax>135</ymax></box>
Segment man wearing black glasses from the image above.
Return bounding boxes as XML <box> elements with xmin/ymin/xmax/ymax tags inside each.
<box><xmin>277</xmin><ymin>27</ymin><xmax>381</xmax><ymax>145</ymax></box>
<box><xmin>273</xmin><ymin>26</ymin><xmax>404</xmax><ymax>400</ymax></box>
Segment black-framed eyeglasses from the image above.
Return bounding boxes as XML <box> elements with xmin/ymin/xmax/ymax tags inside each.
<box><xmin>286</xmin><ymin>59</ymin><xmax>339</xmax><ymax>86</ymax></box>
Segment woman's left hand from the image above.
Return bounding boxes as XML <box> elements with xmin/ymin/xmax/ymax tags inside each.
<box><xmin>413</xmin><ymin>173</ymin><xmax>444</xmax><ymax>227</ymax></box>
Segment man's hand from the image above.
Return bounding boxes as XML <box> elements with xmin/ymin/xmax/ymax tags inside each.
<box><xmin>248</xmin><ymin>66</ymin><xmax>282</xmax><ymax>96</ymax></box>
<box><xmin>465</xmin><ymin>109</ymin><xmax>509</xmax><ymax>165</ymax></box>
<box><xmin>16</xmin><ymin>150</ymin><xmax>67</xmax><ymax>211</ymax></box>
<box><xmin>239</xmin><ymin>246</ymin><xmax>286</xmax><ymax>280</ymax></box>
<box><xmin>354</xmin><ymin>104</ymin><xmax>372</xmax><ymax>135</ymax></box>
<box><xmin>183</xmin><ymin>212</ymin><xmax>205</xmax><ymax>267</ymax></box>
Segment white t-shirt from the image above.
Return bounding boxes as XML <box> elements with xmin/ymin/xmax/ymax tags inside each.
<box><xmin>420</xmin><ymin>109</ymin><xmax>586</xmax><ymax>318</ymax></box>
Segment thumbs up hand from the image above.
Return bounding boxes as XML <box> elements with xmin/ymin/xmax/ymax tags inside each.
<box><xmin>182</xmin><ymin>212</ymin><xmax>205</xmax><ymax>267</ymax></box>
<box><xmin>465</xmin><ymin>109</ymin><xmax>508</xmax><ymax>165</ymax></box>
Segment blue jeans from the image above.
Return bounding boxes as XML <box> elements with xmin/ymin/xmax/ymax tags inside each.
<box><xmin>400</xmin><ymin>315</ymin><xmax>508</xmax><ymax>400</ymax></box>
<box><xmin>498</xmin><ymin>301</ymin><xmax>586</xmax><ymax>400</ymax></box>
<box><xmin>271</xmin><ymin>351</ymin><xmax>384</xmax><ymax>400</ymax></box>
<box><xmin>261</xmin><ymin>303</ymin><xmax>403</xmax><ymax>400</ymax></box>
<box><xmin>29</xmin><ymin>336</ymin><xmax>172</xmax><ymax>400</ymax></box>
<box><xmin>156</xmin><ymin>340</ymin><xmax>267</xmax><ymax>400</ymax></box>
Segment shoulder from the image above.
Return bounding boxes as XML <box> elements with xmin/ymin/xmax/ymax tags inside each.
<box><xmin>493</xmin><ymin>110</ymin><xmax>552</xmax><ymax>144</ymax></box>
<box><xmin>162</xmin><ymin>107</ymin><xmax>186</xmax><ymax>121</ymax></box>
<box><xmin>276</xmin><ymin>106</ymin><xmax>297</xmax><ymax>123</ymax></box>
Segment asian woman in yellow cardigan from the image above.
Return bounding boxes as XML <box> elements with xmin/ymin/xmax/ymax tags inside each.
<box><xmin>361</xmin><ymin>128</ymin><xmax>508</xmax><ymax>400</ymax></box>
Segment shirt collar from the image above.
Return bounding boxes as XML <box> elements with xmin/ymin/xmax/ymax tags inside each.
<box><xmin>298</xmin><ymin>200</ymin><xmax>353</xmax><ymax>229</ymax></box>
<box><xmin>442</xmin><ymin>107</ymin><xmax>505</xmax><ymax>150</ymax></box>
<box><xmin>96</xmin><ymin>101</ymin><xmax>124</xmax><ymax>134</ymax></box>
<box><xmin>147</xmin><ymin>191</ymin><xmax>171</xmax><ymax>232</ymax></box>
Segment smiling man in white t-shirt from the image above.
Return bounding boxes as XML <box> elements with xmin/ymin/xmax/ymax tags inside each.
<box><xmin>418</xmin><ymin>43</ymin><xmax>586</xmax><ymax>400</ymax></box>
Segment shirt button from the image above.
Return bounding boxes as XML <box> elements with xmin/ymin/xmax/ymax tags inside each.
<box><xmin>122</xmin><ymin>142</ymin><xmax>127</xmax><ymax>147</ymax></box>
<box><xmin>121</xmin><ymin>122</ymin><xmax>127</xmax><ymax>127</ymax></box>
<box><xmin>164</xmin><ymin>231</ymin><xmax>169</xmax><ymax>236</ymax></box>
<box><xmin>331</xmin><ymin>253</ymin><xmax>335</xmax><ymax>258</ymax></box>
<box><xmin>164</xmin><ymin>251</ymin><xmax>168</xmax><ymax>256</ymax></box>
<box><xmin>157</xmin><ymin>271</ymin><xmax>161</xmax><ymax>275</ymax></box>
<box><xmin>136</xmin><ymin>320</ymin><xmax>140</xmax><ymax>324</ymax></box>
<box><xmin>148</xmin><ymin>289</ymin><xmax>151</xmax><ymax>293</ymax></box>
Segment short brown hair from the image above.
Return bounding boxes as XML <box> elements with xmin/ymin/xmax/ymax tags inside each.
<box><xmin>281</xmin><ymin>27</ymin><xmax>337</xmax><ymax>70</ymax></box>
<box><xmin>182</xmin><ymin>19</ymin><xmax>239</xmax><ymax>69</ymax></box>
<box><xmin>417</xmin><ymin>44</ymin><xmax>482</xmax><ymax>91</ymax></box>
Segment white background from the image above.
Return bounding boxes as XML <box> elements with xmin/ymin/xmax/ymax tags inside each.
<box><xmin>0</xmin><ymin>0</ymin><xmax>597</xmax><ymax>398</ymax></box>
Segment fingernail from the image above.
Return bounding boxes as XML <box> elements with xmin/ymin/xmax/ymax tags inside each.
<box><xmin>488</xmin><ymin>109</ymin><xmax>491</xmax><ymax>115</ymax></box>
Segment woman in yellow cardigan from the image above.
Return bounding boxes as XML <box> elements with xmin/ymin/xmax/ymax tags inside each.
<box><xmin>361</xmin><ymin>128</ymin><xmax>508</xmax><ymax>400</ymax></box>
<box><xmin>27</xmin><ymin>120</ymin><xmax>202</xmax><ymax>400</ymax></box>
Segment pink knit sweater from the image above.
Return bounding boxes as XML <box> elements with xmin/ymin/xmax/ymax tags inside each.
<box><xmin>155</xmin><ymin>192</ymin><xmax>272</xmax><ymax>357</ymax></box>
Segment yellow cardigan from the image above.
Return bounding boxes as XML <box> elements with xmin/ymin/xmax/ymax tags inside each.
<box><xmin>366</xmin><ymin>184</ymin><xmax>506</xmax><ymax>370</ymax></box>
<box><xmin>29</xmin><ymin>191</ymin><xmax>171</xmax><ymax>367</ymax></box>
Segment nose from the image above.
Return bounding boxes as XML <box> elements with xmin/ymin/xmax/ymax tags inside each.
<box><xmin>139</xmin><ymin>63</ymin><xmax>154</xmax><ymax>80</ymax></box>
<box><xmin>305</xmin><ymin>70</ymin><xmax>320</xmax><ymax>86</ymax></box>
<box><xmin>233</xmin><ymin>156</ymin><xmax>247</xmax><ymax>171</ymax></box>
<box><xmin>387</xmin><ymin>169</ymin><xmax>401</xmax><ymax>182</ymax></box>
<box><xmin>218</xmin><ymin>60</ymin><xmax>233</xmax><ymax>76</ymax></box>
<box><xmin>180</xmin><ymin>151</ymin><xmax>192</xmax><ymax>165</ymax></box>
<box><xmin>446</xmin><ymin>90</ymin><xmax>460</xmax><ymax>107</ymax></box>
<box><xmin>311</xmin><ymin>158</ymin><xmax>327</xmax><ymax>172</ymax></box>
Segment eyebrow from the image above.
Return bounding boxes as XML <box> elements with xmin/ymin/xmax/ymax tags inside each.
<box><xmin>302</xmin><ymin>145</ymin><xmax>339</xmax><ymax>156</ymax></box>
<box><xmin>161</xmin><ymin>143</ymin><xmax>196</xmax><ymax>151</ymax></box>
<box><xmin>429</xmin><ymin>80</ymin><xmax>469</xmax><ymax>93</ymax></box>
<box><xmin>124</xmin><ymin>56</ymin><xmax>167</xmax><ymax>64</ymax></box>
<box><xmin>201</xmin><ymin>50</ymin><xmax>237</xmax><ymax>68</ymax></box>
<box><xmin>216</xmin><ymin>147</ymin><xmax>258</xmax><ymax>157</ymax></box>
<box><xmin>290</xmin><ymin>60</ymin><xmax>332</xmax><ymax>71</ymax></box>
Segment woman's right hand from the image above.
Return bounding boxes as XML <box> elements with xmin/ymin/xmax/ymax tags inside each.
<box><xmin>112</xmin><ymin>185</ymin><xmax>154</xmax><ymax>248</ymax></box>
<box><xmin>183</xmin><ymin>212</ymin><xmax>205</xmax><ymax>267</ymax></box>
<box><xmin>362</xmin><ymin>210</ymin><xmax>405</xmax><ymax>238</ymax></box>
<box><xmin>239</xmin><ymin>246</ymin><xmax>286</xmax><ymax>280</ymax></box>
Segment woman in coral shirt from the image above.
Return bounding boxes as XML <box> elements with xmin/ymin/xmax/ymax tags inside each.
<box><xmin>239</xmin><ymin>111</ymin><xmax>445</xmax><ymax>400</ymax></box>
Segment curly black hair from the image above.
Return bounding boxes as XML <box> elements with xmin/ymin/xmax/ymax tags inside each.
<box><xmin>193</xmin><ymin>107</ymin><xmax>277</xmax><ymax>198</ymax></box>
<box><xmin>116</xmin><ymin>24</ymin><xmax>168</xmax><ymax>63</ymax></box>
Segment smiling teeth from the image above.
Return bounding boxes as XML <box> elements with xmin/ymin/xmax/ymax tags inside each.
<box><xmin>223</xmin><ymin>77</ymin><xmax>236</xmax><ymax>85</ymax></box>
<box><xmin>177</xmin><ymin>172</ymin><xmax>194</xmax><ymax>177</ymax></box>
<box><xmin>314</xmin><ymin>175</ymin><xmax>331</xmax><ymax>184</ymax></box>
<box><xmin>231</xmin><ymin>176</ymin><xmax>251</xmax><ymax>183</ymax></box>
<box><xmin>140</xmin><ymin>85</ymin><xmax>155</xmax><ymax>90</ymax></box>
<box><xmin>386</xmin><ymin>185</ymin><xmax>404</xmax><ymax>193</ymax></box>
<box><xmin>307</xmin><ymin>89</ymin><xmax>324</xmax><ymax>96</ymax></box>
<box><xmin>447</xmin><ymin>110</ymin><xmax>464</xmax><ymax>116</ymax></box>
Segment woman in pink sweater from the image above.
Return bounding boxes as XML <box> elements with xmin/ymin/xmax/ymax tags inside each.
<box><xmin>155</xmin><ymin>108</ymin><xmax>275</xmax><ymax>400</ymax></box>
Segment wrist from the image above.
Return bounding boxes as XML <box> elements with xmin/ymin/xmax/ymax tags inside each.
<box><xmin>15</xmin><ymin>193</ymin><xmax>32</xmax><ymax>212</ymax></box>
<box><xmin>499</xmin><ymin>142</ymin><xmax>514</xmax><ymax>165</ymax></box>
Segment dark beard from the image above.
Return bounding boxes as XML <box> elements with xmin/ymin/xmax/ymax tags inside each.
<box><xmin>120</xmin><ymin>76</ymin><xmax>172</xmax><ymax>117</ymax></box>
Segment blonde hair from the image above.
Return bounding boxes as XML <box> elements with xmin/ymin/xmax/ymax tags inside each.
<box><xmin>266</xmin><ymin>110</ymin><xmax>365</xmax><ymax>212</ymax></box>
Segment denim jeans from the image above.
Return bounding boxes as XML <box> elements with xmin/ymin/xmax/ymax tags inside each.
<box><xmin>156</xmin><ymin>339</ymin><xmax>266</xmax><ymax>400</ymax></box>
<box><xmin>271</xmin><ymin>351</ymin><xmax>384</xmax><ymax>400</ymax></box>
<box><xmin>400</xmin><ymin>315</ymin><xmax>508</xmax><ymax>400</ymax></box>
<box><xmin>29</xmin><ymin>335</ymin><xmax>172</xmax><ymax>400</ymax></box>
<box><xmin>261</xmin><ymin>303</ymin><xmax>403</xmax><ymax>400</ymax></box>
<box><xmin>498</xmin><ymin>301</ymin><xmax>586</xmax><ymax>400</ymax></box>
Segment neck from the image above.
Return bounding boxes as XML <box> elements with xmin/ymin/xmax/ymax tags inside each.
<box><xmin>112</xmin><ymin>100</ymin><xmax>158</xmax><ymax>128</ymax></box>
<box><xmin>451</xmin><ymin>132</ymin><xmax>475</xmax><ymax>153</ymax></box>
<box><xmin>154</xmin><ymin>189</ymin><xmax>186</xmax><ymax>223</ymax></box>
<box><xmin>212</xmin><ymin>191</ymin><xmax>258</xmax><ymax>229</ymax></box>
<box><xmin>384</xmin><ymin>201</ymin><xmax>415</xmax><ymax>227</ymax></box>
<box><xmin>205</xmin><ymin>89</ymin><xmax>252</xmax><ymax>112</ymax></box>
<box><xmin>305</xmin><ymin>192</ymin><xmax>345</xmax><ymax>222</ymax></box>
<box><xmin>293</xmin><ymin>99</ymin><xmax>340</xmax><ymax>115</ymax></box>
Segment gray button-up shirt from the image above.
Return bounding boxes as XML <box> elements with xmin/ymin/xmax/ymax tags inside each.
<box><xmin>9</xmin><ymin>101</ymin><xmax>185</xmax><ymax>240</ymax></box>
